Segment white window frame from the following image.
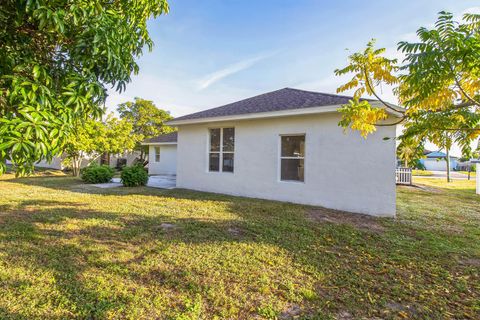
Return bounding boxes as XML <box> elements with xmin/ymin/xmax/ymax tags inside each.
<box><xmin>154</xmin><ymin>146</ymin><xmax>161</xmax><ymax>163</ymax></box>
<box><xmin>279</xmin><ymin>133</ymin><xmax>305</xmax><ymax>183</ymax></box>
<box><xmin>208</xmin><ymin>127</ymin><xmax>234</xmax><ymax>173</ymax></box>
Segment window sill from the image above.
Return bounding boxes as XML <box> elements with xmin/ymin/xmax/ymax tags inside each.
<box><xmin>278</xmin><ymin>179</ymin><xmax>305</xmax><ymax>184</ymax></box>
<box><xmin>207</xmin><ymin>171</ymin><xmax>235</xmax><ymax>174</ymax></box>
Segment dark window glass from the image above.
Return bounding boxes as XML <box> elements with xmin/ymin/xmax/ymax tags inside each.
<box><xmin>281</xmin><ymin>159</ymin><xmax>304</xmax><ymax>181</ymax></box>
<box><xmin>222</xmin><ymin>153</ymin><xmax>234</xmax><ymax>172</ymax></box>
<box><xmin>210</xmin><ymin>128</ymin><xmax>220</xmax><ymax>152</ymax></box>
<box><xmin>281</xmin><ymin>136</ymin><xmax>305</xmax><ymax>157</ymax></box>
<box><xmin>209</xmin><ymin>153</ymin><xmax>220</xmax><ymax>171</ymax></box>
<box><xmin>222</xmin><ymin>128</ymin><xmax>235</xmax><ymax>152</ymax></box>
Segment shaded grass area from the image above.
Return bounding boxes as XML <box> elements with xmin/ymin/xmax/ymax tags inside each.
<box><xmin>0</xmin><ymin>173</ymin><xmax>478</xmax><ymax>319</ymax></box>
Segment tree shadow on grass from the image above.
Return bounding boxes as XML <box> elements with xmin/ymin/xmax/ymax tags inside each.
<box><xmin>1</xmin><ymin>178</ymin><xmax>479</xmax><ymax>318</ymax></box>
<box><xmin>0</xmin><ymin>196</ymin><xmax>381</xmax><ymax>318</ymax></box>
<box><xmin>0</xmin><ymin>200</ymin><xmax>138</xmax><ymax>319</ymax></box>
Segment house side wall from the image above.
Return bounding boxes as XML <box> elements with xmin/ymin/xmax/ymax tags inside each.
<box><xmin>421</xmin><ymin>158</ymin><xmax>457</xmax><ymax>171</ymax></box>
<box><xmin>108</xmin><ymin>152</ymin><xmax>141</xmax><ymax>168</ymax></box>
<box><xmin>148</xmin><ymin>145</ymin><xmax>177</xmax><ymax>175</ymax></box>
<box><xmin>34</xmin><ymin>157</ymin><xmax>64</xmax><ymax>170</ymax></box>
<box><xmin>176</xmin><ymin>113</ymin><xmax>397</xmax><ymax>217</ymax></box>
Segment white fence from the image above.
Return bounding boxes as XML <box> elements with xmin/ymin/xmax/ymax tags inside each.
<box><xmin>396</xmin><ymin>167</ymin><xmax>412</xmax><ymax>185</ymax></box>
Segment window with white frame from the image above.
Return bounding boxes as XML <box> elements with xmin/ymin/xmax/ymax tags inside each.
<box><xmin>209</xmin><ymin>128</ymin><xmax>235</xmax><ymax>172</ymax></box>
<box><xmin>154</xmin><ymin>146</ymin><xmax>161</xmax><ymax>162</ymax></box>
<box><xmin>280</xmin><ymin>135</ymin><xmax>305</xmax><ymax>182</ymax></box>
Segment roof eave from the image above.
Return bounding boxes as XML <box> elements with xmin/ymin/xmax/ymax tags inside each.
<box><xmin>141</xmin><ymin>141</ymin><xmax>177</xmax><ymax>146</ymax></box>
<box><xmin>167</xmin><ymin>103</ymin><xmax>403</xmax><ymax>126</ymax></box>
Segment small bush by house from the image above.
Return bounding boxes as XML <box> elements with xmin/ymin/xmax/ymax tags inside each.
<box><xmin>80</xmin><ymin>164</ymin><xmax>115</xmax><ymax>184</ymax></box>
<box><xmin>121</xmin><ymin>165</ymin><xmax>148</xmax><ymax>187</ymax></box>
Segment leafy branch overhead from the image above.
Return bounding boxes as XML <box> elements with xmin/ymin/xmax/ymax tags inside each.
<box><xmin>0</xmin><ymin>0</ymin><xmax>169</xmax><ymax>175</ymax></box>
<box><xmin>335</xmin><ymin>11</ymin><xmax>480</xmax><ymax>154</ymax></box>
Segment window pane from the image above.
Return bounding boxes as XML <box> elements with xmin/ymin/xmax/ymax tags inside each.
<box><xmin>209</xmin><ymin>153</ymin><xmax>220</xmax><ymax>171</ymax></box>
<box><xmin>210</xmin><ymin>128</ymin><xmax>220</xmax><ymax>151</ymax></box>
<box><xmin>155</xmin><ymin>147</ymin><xmax>160</xmax><ymax>162</ymax></box>
<box><xmin>281</xmin><ymin>159</ymin><xmax>304</xmax><ymax>181</ymax></box>
<box><xmin>222</xmin><ymin>153</ymin><xmax>234</xmax><ymax>172</ymax></box>
<box><xmin>281</xmin><ymin>136</ymin><xmax>305</xmax><ymax>157</ymax></box>
<box><xmin>222</xmin><ymin>128</ymin><xmax>235</xmax><ymax>152</ymax></box>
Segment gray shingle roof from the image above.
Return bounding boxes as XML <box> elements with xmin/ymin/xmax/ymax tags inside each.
<box><xmin>171</xmin><ymin>88</ymin><xmax>374</xmax><ymax>122</ymax></box>
<box><xmin>143</xmin><ymin>132</ymin><xmax>177</xmax><ymax>144</ymax></box>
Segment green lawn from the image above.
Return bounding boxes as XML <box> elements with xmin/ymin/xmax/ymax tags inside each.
<box><xmin>457</xmin><ymin>171</ymin><xmax>476</xmax><ymax>178</ymax></box>
<box><xmin>0</xmin><ymin>173</ymin><xmax>478</xmax><ymax>319</ymax></box>
<box><xmin>412</xmin><ymin>169</ymin><xmax>433</xmax><ymax>176</ymax></box>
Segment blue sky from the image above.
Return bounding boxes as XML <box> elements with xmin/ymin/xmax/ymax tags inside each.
<box><xmin>106</xmin><ymin>0</ymin><xmax>479</xmax><ymax>155</ymax></box>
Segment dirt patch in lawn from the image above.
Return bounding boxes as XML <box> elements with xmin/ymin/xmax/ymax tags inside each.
<box><xmin>307</xmin><ymin>207</ymin><xmax>385</xmax><ymax>233</ymax></box>
<box><xmin>458</xmin><ymin>258</ymin><xmax>480</xmax><ymax>267</ymax></box>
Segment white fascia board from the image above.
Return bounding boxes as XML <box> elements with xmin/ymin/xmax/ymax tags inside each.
<box><xmin>167</xmin><ymin>103</ymin><xmax>404</xmax><ymax>126</ymax></box>
<box><xmin>140</xmin><ymin>142</ymin><xmax>178</xmax><ymax>146</ymax></box>
<box><xmin>167</xmin><ymin>105</ymin><xmax>340</xmax><ymax>126</ymax></box>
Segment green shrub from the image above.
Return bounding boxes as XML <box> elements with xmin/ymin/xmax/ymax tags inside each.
<box><xmin>121</xmin><ymin>165</ymin><xmax>148</xmax><ymax>187</ymax></box>
<box><xmin>80</xmin><ymin>164</ymin><xmax>114</xmax><ymax>184</ymax></box>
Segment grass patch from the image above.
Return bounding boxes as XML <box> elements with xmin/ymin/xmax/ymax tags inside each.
<box><xmin>412</xmin><ymin>169</ymin><xmax>433</xmax><ymax>176</ymax></box>
<box><xmin>0</xmin><ymin>173</ymin><xmax>478</xmax><ymax>319</ymax></box>
<box><xmin>457</xmin><ymin>171</ymin><xmax>476</xmax><ymax>177</ymax></box>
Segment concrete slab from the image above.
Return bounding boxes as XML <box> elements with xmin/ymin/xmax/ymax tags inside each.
<box><xmin>110</xmin><ymin>175</ymin><xmax>176</xmax><ymax>189</ymax></box>
<box><xmin>147</xmin><ymin>175</ymin><xmax>176</xmax><ymax>189</ymax></box>
<box><xmin>90</xmin><ymin>175</ymin><xmax>176</xmax><ymax>189</ymax></box>
<box><xmin>91</xmin><ymin>182</ymin><xmax>123</xmax><ymax>188</ymax></box>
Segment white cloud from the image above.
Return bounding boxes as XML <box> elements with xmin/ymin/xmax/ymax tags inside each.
<box><xmin>461</xmin><ymin>6</ymin><xmax>480</xmax><ymax>15</ymax></box>
<box><xmin>196</xmin><ymin>52</ymin><xmax>275</xmax><ymax>90</ymax></box>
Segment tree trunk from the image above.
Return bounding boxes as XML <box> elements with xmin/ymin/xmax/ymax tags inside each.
<box><xmin>72</xmin><ymin>156</ymin><xmax>81</xmax><ymax>177</ymax></box>
<box><xmin>446</xmin><ymin>147</ymin><xmax>451</xmax><ymax>183</ymax></box>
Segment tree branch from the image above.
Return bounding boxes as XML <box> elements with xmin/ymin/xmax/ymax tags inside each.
<box><xmin>370</xmin><ymin>116</ymin><xmax>406</xmax><ymax>127</ymax></box>
<box><xmin>362</xmin><ymin>67</ymin><xmax>405</xmax><ymax>114</ymax></box>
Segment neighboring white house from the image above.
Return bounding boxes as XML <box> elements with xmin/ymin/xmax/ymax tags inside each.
<box><xmin>419</xmin><ymin>151</ymin><xmax>458</xmax><ymax>171</ymax></box>
<box><xmin>30</xmin><ymin>152</ymin><xmax>141</xmax><ymax>170</ymax></box>
<box><xmin>145</xmin><ymin>88</ymin><xmax>402</xmax><ymax>217</ymax></box>
<box><xmin>142</xmin><ymin>132</ymin><xmax>177</xmax><ymax>175</ymax></box>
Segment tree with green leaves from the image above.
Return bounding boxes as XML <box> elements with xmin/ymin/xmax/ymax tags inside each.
<box><xmin>0</xmin><ymin>0</ymin><xmax>169</xmax><ymax>175</ymax></box>
<box><xmin>64</xmin><ymin>115</ymin><xmax>140</xmax><ymax>176</ymax></box>
<box><xmin>396</xmin><ymin>137</ymin><xmax>425</xmax><ymax>168</ymax></box>
<box><xmin>117</xmin><ymin>98</ymin><xmax>174</xmax><ymax>160</ymax></box>
<box><xmin>335</xmin><ymin>12</ymin><xmax>480</xmax><ymax>181</ymax></box>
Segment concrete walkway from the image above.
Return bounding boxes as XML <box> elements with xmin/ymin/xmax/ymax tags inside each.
<box><xmin>92</xmin><ymin>175</ymin><xmax>176</xmax><ymax>189</ymax></box>
<box><xmin>144</xmin><ymin>175</ymin><xmax>176</xmax><ymax>189</ymax></box>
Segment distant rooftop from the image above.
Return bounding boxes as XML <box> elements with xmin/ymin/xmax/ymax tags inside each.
<box><xmin>426</xmin><ymin>151</ymin><xmax>458</xmax><ymax>159</ymax></box>
<box><xmin>142</xmin><ymin>132</ymin><xmax>177</xmax><ymax>144</ymax></box>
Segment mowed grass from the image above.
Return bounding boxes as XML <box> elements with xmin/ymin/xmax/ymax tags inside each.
<box><xmin>0</xmin><ymin>173</ymin><xmax>478</xmax><ymax>319</ymax></box>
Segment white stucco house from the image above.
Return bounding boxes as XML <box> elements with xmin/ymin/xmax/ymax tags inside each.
<box><xmin>143</xmin><ymin>88</ymin><xmax>403</xmax><ymax>217</ymax></box>
<box><xmin>142</xmin><ymin>132</ymin><xmax>178</xmax><ymax>175</ymax></box>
